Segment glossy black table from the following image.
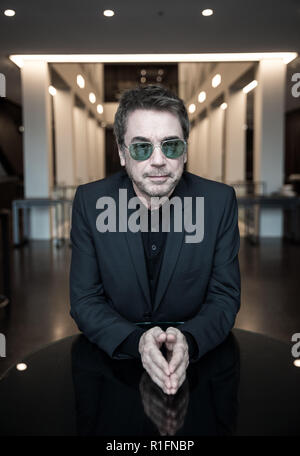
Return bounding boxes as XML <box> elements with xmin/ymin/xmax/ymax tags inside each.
<box><xmin>0</xmin><ymin>329</ymin><xmax>299</xmax><ymax>436</ymax></box>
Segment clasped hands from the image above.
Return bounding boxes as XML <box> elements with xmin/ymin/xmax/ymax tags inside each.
<box><xmin>138</xmin><ymin>326</ymin><xmax>189</xmax><ymax>395</ymax></box>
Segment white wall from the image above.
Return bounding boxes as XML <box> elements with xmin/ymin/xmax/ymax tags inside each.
<box><xmin>96</xmin><ymin>126</ymin><xmax>105</xmax><ymax>179</ymax></box>
<box><xmin>254</xmin><ymin>59</ymin><xmax>286</xmax><ymax>237</ymax></box>
<box><xmin>186</xmin><ymin>117</ymin><xmax>208</xmax><ymax>178</ymax></box>
<box><xmin>225</xmin><ymin>90</ymin><xmax>247</xmax><ymax>183</ymax></box>
<box><xmin>53</xmin><ymin>89</ymin><xmax>76</xmax><ymax>186</ymax></box>
<box><xmin>21</xmin><ymin>60</ymin><xmax>53</xmax><ymax>239</ymax></box>
<box><xmin>87</xmin><ymin>116</ymin><xmax>97</xmax><ymax>181</ymax></box>
<box><xmin>73</xmin><ymin>106</ymin><xmax>89</xmax><ymax>184</ymax></box>
<box><xmin>207</xmin><ymin>107</ymin><xmax>224</xmax><ymax>181</ymax></box>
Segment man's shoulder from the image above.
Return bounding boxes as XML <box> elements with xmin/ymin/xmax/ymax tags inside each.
<box><xmin>183</xmin><ymin>171</ymin><xmax>234</xmax><ymax>200</ymax></box>
<box><xmin>76</xmin><ymin>169</ymin><xmax>128</xmax><ymax>197</ymax></box>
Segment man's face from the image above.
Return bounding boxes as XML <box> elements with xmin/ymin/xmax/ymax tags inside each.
<box><xmin>118</xmin><ymin>109</ymin><xmax>187</xmax><ymax>202</ymax></box>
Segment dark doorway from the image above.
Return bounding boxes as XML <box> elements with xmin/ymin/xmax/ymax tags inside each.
<box><xmin>285</xmin><ymin>108</ymin><xmax>300</xmax><ymax>185</ymax></box>
<box><xmin>105</xmin><ymin>128</ymin><xmax>123</xmax><ymax>177</ymax></box>
<box><xmin>104</xmin><ymin>64</ymin><xmax>178</xmax><ymax>102</ymax></box>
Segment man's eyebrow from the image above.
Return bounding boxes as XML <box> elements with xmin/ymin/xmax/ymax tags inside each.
<box><xmin>131</xmin><ymin>136</ymin><xmax>150</xmax><ymax>143</ymax></box>
<box><xmin>130</xmin><ymin>135</ymin><xmax>181</xmax><ymax>143</ymax></box>
<box><xmin>162</xmin><ymin>135</ymin><xmax>181</xmax><ymax>141</ymax></box>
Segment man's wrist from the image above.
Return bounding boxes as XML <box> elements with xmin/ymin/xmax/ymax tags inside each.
<box><xmin>116</xmin><ymin>328</ymin><xmax>145</xmax><ymax>358</ymax></box>
<box><xmin>181</xmin><ymin>330</ymin><xmax>198</xmax><ymax>359</ymax></box>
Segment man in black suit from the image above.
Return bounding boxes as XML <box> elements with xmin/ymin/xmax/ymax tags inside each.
<box><xmin>69</xmin><ymin>85</ymin><xmax>241</xmax><ymax>396</ymax></box>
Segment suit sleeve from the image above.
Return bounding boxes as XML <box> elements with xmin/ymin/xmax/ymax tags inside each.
<box><xmin>69</xmin><ymin>185</ymin><xmax>141</xmax><ymax>360</ymax></box>
<box><xmin>180</xmin><ymin>186</ymin><xmax>241</xmax><ymax>362</ymax></box>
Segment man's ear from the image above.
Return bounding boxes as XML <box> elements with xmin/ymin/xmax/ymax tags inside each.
<box><xmin>183</xmin><ymin>151</ymin><xmax>187</xmax><ymax>164</ymax></box>
<box><xmin>118</xmin><ymin>145</ymin><xmax>126</xmax><ymax>167</ymax></box>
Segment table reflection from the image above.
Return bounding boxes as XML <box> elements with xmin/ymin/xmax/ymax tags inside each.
<box><xmin>71</xmin><ymin>331</ymin><xmax>240</xmax><ymax>436</ymax></box>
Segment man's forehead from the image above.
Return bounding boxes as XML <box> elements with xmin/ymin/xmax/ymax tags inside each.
<box><xmin>125</xmin><ymin>109</ymin><xmax>182</xmax><ymax>138</ymax></box>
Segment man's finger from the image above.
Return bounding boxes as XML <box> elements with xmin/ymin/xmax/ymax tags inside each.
<box><xmin>164</xmin><ymin>328</ymin><xmax>177</xmax><ymax>351</ymax></box>
<box><xmin>150</xmin><ymin>372</ymin><xmax>169</xmax><ymax>395</ymax></box>
<box><xmin>172</xmin><ymin>362</ymin><xmax>186</xmax><ymax>388</ymax></box>
<box><xmin>165</xmin><ymin>333</ymin><xmax>176</xmax><ymax>351</ymax></box>
<box><xmin>140</xmin><ymin>327</ymin><xmax>171</xmax><ymax>378</ymax></box>
<box><xmin>148</xmin><ymin>344</ymin><xmax>170</xmax><ymax>377</ymax></box>
<box><xmin>156</xmin><ymin>332</ymin><xmax>167</xmax><ymax>347</ymax></box>
<box><xmin>165</xmin><ymin>327</ymin><xmax>178</xmax><ymax>339</ymax></box>
<box><xmin>147</xmin><ymin>359</ymin><xmax>171</xmax><ymax>389</ymax></box>
<box><xmin>168</xmin><ymin>346</ymin><xmax>186</xmax><ymax>374</ymax></box>
<box><xmin>168</xmin><ymin>356</ymin><xmax>188</xmax><ymax>394</ymax></box>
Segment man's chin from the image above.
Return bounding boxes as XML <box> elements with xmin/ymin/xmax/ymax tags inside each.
<box><xmin>142</xmin><ymin>184</ymin><xmax>175</xmax><ymax>198</ymax></box>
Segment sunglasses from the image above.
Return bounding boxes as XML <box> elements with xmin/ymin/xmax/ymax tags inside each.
<box><xmin>125</xmin><ymin>138</ymin><xmax>187</xmax><ymax>161</ymax></box>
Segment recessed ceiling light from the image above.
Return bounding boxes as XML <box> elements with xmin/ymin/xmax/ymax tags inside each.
<box><xmin>89</xmin><ymin>92</ymin><xmax>96</xmax><ymax>104</ymax></box>
<box><xmin>243</xmin><ymin>80</ymin><xmax>258</xmax><ymax>94</ymax></box>
<box><xmin>198</xmin><ymin>91</ymin><xmax>206</xmax><ymax>103</ymax></box>
<box><xmin>77</xmin><ymin>74</ymin><xmax>85</xmax><ymax>88</ymax></box>
<box><xmin>212</xmin><ymin>73</ymin><xmax>221</xmax><ymax>88</ymax></box>
<box><xmin>103</xmin><ymin>10</ymin><xmax>115</xmax><ymax>17</ymax></box>
<box><xmin>293</xmin><ymin>359</ymin><xmax>300</xmax><ymax>367</ymax></box>
<box><xmin>97</xmin><ymin>104</ymin><xmax>103</xmax><ymax>114</ymax></box>
<box><xmin>188</xmin><ymin>103</ymin><xmax>196</xmax><ymax>114</ymax></box>
<box><xmin>220</xmin><ymin>102</ymin><xmax>228</xmax><ymax>110</ymax></box>
<box><xmin>16</xmin><ymin>363</ymin><xmax>27</xmax><ymax>371</ymax></box>
<box><xmin>202</xmin><ymin>9</ymin><xmax>213</xmax><ymax>17</ymax></box>
<box><xmin>48</xmin><ymin>86</ymin><xmax>56</xmax><ymax>96</ymax></box>
<box><xmin>4</xmin><ymin>9</ymin><xmax>15</xmax><ymax>17</ymax></box>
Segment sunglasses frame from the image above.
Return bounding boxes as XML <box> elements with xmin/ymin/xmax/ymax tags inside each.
<box><xmin>124</xmin><ymin>138</ymin><xmax>187</xmax><ymax>161</ymax></box>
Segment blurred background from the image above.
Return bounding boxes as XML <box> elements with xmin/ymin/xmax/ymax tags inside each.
<box><xmin>0</xmin><ymin>0</ymin><xmax>300</xmax><ymax>376</ymax></box>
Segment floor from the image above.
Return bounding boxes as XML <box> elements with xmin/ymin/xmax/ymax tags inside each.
<box><xmin>0</xmin><ymin>237</ymin><xmax>299</xmax><ymax>378</ymax></box>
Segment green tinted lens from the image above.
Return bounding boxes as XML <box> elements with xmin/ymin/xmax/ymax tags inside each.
<box><xmin>162</xmin><ymin>139</ymin><xmax>185</xmax><ymax>158</ymax></box>
<box><xmin>129</xmin><ymin>142</ymin><xmax>153</xmax><ymax>160</ymax></box>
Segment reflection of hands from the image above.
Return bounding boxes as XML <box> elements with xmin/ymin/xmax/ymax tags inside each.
<box><xmin>139</xmin><ymin>371</ymin><xmax>189</xmax><ymax>436</ymax></box>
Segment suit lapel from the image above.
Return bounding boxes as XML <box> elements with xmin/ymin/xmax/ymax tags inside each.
<box><xmin>153</xmin><ymin>173</ymin><xmax>192</xmax><ymax>312</ymax></box>
<box><xmin>119</xmin><ymin>170</ymin><xmax>191</xmax><ymax>313</ymax></box>
<box><xmin>120</xmin><ymin>173</ymin><xmax>152</xmax><ymax>309</ymax></box>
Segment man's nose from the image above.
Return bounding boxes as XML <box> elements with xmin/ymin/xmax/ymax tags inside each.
<box><xmin>149</xmin><ymin>145</ymin><xmax>167</xmax><ymax>166</ymax></box>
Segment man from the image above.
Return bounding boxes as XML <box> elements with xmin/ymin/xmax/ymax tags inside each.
<box><xmin>69</xmin><ymin>85</ymin><xmax>241</xmax><ymax>396</ymax></box>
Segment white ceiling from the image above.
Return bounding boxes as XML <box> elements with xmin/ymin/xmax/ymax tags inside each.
<box><xmin>0</xmin><ymin>0</ymin><xmax>299</xmax><ymax>54</ymax></box>
<box><xmin>0</xmin><ymin>0</ymin><xmax>299</xmax><ymax>106</ymax></box>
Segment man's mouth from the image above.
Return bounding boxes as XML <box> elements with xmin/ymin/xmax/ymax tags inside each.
<box><xmin>147</xmin><ymin>175</ymin><xmax>169</xmax><ymax>182</ymax></box>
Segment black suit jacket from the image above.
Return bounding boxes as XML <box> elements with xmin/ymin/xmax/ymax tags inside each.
<box><xmin>69</xmin><ymin>169</ymin><xmax>241</xmax><ymax>362</ymax></box>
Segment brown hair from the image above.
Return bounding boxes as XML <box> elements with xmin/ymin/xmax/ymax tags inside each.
<box><xmin>113</xmin><ymin>85</ymin><xmax>189</xmax><ymax>149</ymax></box>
